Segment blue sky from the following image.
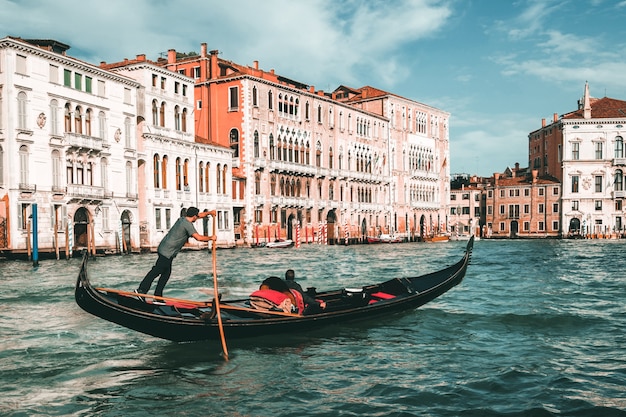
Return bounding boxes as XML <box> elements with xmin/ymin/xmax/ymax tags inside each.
<box><xmin>2</xmin><ymin>0</ymin><xmax>626</xmax><ymax>176</ymax></box>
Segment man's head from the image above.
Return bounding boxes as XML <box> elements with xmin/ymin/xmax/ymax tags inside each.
<box><xmin>285</xmin><ymin>269</ymin><xmax>295</xmax><ymax>281</ymax></box>
<box><xmin>186</xmin><ymin>206</ymin><xmax>200</xmax><ymax>218</ymax></box>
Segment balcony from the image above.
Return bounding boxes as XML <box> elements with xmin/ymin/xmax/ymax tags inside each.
<box><xmin>19</xmin><ymin>183</ymin><xmax>36</xmax><ymax>195</ymax></box>
<box><xmin>66</xmin><ymin>184</ymin><xmax>111</xmax><ymax>204</ymax></box>
<box><xmin>66</xmin><ymin>132</ymin><xmax>104</xmax><ymax>152</ymax></box>
<box><xmin>613</xmin><ymin>158</ymin><xmax>626</xmax><ymax>166</ymax></box>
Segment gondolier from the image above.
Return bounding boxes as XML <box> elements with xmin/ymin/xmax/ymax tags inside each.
<box><xmin>136</xmin><ymin>207</ymin><xmax>214</xmax><ymax>300</ymax></box>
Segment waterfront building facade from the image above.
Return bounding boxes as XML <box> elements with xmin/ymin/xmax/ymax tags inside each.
<box><xmin>529</xmin><ymin>82</ymin><xmax>626</xmax><ymax>238</ymax></box>
<box><xmin>0</xmin><ymin>37</ymin><xmax>141</xmax><ymax>256</ymax></box>
<box><xmin>102</xmin><ymin>55</ymin><xmax>235</xmax><ymax>249</ymax></box>
<box><xmin>449</xmin><ymin>174</ymin><xmax>485</xmax><ymax>238</ymax></box>
<box><xmin>161</xmin><ymin>44</ymin><xmax>450</xmax><ymax>245</ymax></box>
<box><xmin>484</xmin><ymin>165</ymin><xmax>561</xmax><ymax>238</ymax></box>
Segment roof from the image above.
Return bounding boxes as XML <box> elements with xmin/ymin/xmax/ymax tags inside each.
<box><xmin>563</xmin><ymin>96</ymin><xmax>626</xmax><ymax>119</ymax></box>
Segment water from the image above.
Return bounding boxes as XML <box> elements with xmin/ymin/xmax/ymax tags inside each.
<box><xmin>1</xmin><ymin>240</ymin><xmax>625</xmax><ymax>417</ymax></box>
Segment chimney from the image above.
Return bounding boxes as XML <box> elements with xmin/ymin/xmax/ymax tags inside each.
<box><xmin>137</xmin><ymin>54</ymin><xmax>146</xmax><ymax>62</ymax></box>
<box><xmin>201</xmin><ymin>43</ymin><xmax>207</xmax><ymax>58</ymax></box>
<box><xmin>542</xmin><ymin>118</ymin><xmax>546</xmax><ymax>127</ymax></box>
<box><xmin>167</xmin><ymin>49</ymin><xmax>176</xmax><ymax>64</ymax></box>
<box><xmin>310</xmin><ymin>86</ymin><xmax>315</xmax><ymax>93</ymax></box>
<box><xmin>253</xmin><ymin>60</ymin><xmax>259</xmax><ymax>70</ymax></box>
<box><xmin>210</xmin><ymin>49</ymin><xmax>219</xmax><ymax>80</ymax></box>
<box><xmin>553</xmin><ymin>113</ymin><xmax>558</xmax><ymax>123</ymax></box>
<box><xmin>532</xmin><ymin>170</ymin><xmax>538</xmax><ymax>183</ymax></box>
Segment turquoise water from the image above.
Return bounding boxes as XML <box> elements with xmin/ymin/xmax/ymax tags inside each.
<box><xmin>1</xmin><ymin>240</ymin><xmax>625</xmax><ymax>416</ymax></box>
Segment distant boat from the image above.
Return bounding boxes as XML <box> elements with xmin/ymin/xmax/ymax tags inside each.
<box><xmin>366</xmin><ymin>236</ymin><xmax>381</xmax><ymax>244</ymax></box>
<box><xmin>379</xmin><ymin>234</ymin><xmax>403</xmax><ymax>243</ymax></box>
<box><xmin>266</xmin><ymin>239</ymin><xmax>294</xmax><ymax>248</ymax></box>
<box><xmin>423</xmin><ymin>234</ymin><xmax>450</xmax><ymax>243</ymax></box>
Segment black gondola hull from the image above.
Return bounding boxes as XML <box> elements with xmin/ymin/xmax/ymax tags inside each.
<box><xmin>75</xmin><ymin>237</ymin><xmax>473</xmax><ymax>342</ymax></box>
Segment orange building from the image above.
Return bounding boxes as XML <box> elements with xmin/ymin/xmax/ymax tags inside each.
<box><xmin>485</xmin><ymin>165</ymin><xmax>561</xmax><ymax>238</ymax></box>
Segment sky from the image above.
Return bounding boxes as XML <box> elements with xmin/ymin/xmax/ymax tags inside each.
<box><xmin>2</xmin><ymin>0</ymin><xmax>626</xmax><ymax>177</ymax></box>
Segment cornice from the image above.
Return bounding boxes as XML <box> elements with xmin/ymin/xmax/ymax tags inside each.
<box><xmin>0</xmin><ymin>37</ymin><xmax>140</xmax><ymax>88</ymax></box>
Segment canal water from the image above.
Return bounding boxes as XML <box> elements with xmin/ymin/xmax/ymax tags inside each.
<box><xmin>1</xmin><ymin>239</ymin><xmax>625</xmax><ymax>416</ymax></box>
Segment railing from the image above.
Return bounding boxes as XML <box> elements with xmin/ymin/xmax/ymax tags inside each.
<box><xmin>66</xmin><ymin>132</ymin><xmax>103</xmax><ymax>151</ymax></box>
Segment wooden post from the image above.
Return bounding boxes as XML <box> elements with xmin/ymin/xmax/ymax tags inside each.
<box><xmin>91</xmin><ymin>222</ymin><xmax>96</xmax><ymax>256</ymax></box>
<box><xmin>65</xmin><ymin>222</ymin><xmax>70</xmax><ymax>260</ymax></box>
<box><xmin>54</xmin><ymin>207</ymin><xmax>59</xmax><ymax>260</ymax></box>
<box><xmin>27</xmin><ymin>219</ymin><xmax>32</xmax><ymax>260</ymax></box>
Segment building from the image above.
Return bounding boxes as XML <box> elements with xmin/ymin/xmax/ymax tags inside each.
<box><xmin>101</xmin><ymin>54</ymin><xmax>235</xmax><ymax>249</ymax></box>
<box><xmin>449</xmin><ymin>174</ymin><xmax>485</xmax><ymax>238</ymax></box>
<box><xmin>484</xmin><ymin>165</ymin><xmax>561</xmax><ymax>238</ymax></box>
<box><xmin>160</xmin><ymin>44</ymin><xmax>450</xmax><ymax>245</ymax></box>
<box><xmin>0</xmin><ymin>37</ymin><xmax>141</xmax><ymax>256</ymax></box>
<box><xmin>529</xmin><ymin>82</ymin><xmax>626</xmax><ymax>238</ymax></box>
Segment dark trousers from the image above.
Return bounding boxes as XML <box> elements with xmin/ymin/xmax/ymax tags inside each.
<box><xmin>138</xmin><ymin>254</ymin><xmax>172</xmax><ymax>296</ymax></box>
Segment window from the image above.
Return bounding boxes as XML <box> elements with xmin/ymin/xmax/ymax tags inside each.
<box><xmin>252</xmin><ymin>86</ymin><xmax>258</xmax><ymax>106</ymax></box>
<box><xmin>230</xmin><ymin>129</ymin><xmax>239</xmax><ymax>157</ymax></box>
<box><xmin>153</xmin><ymin>154</ymin><xmax>160</xmax><ymax>188</ymax></box>
<box><xmin>74</xmin><ymin>73</ymin><xmax>82</xmax><ymax>90</ymax></box>
<box><xmin>160</xmin><ymin>77</ymin><xmax>166</xmax><ymax>90</ymax></box>
<box><xmin>174</xmin><ymin>82</ymin><xmax>180</xmax><ymax>94</ymax></box>
<box><xmin>538</xmin><ymin>221</ymin><xmax>545</xmax><ymax>231</ymax></box>
<box><xmin>52</xmin><ymin>150</ymin><xmax>62</xmax><ymax>189</ymax></box>
<box><xmin>155</xmin><ymin>208</ymin><xmax>162</xmax><ymax>230</ymax></box>
<box><xmin>19</xmin><ymin>145</ymin><xmax>29</xmax><ymax>185</ymax></box>
<box><xmin>595</xmin><ymin>200</ymin><xmax>602</xmax><ymax>211</ymax></box>
<box><xmin>572</xmin><ymin>175</ymin><xmax>579</xmax><ymax>193</ymax></box>
<box><xmin>162</xmin><ymin>156</ymin><xmax>168</xmax><ymax>189</ymax></box>
<box><xmin>85</xmin><ymin>76</ymin><xmax>92</xmax><ymax>93</ymax></box>
<box><xmin>615</xmin><ymin>170</ymin><xmax>624</xmax><ymax>191</ymax></box>
<box><xmin>49</xmin><ymin>64</ymin><xmax>59</xmax><ymax>83</ymax></box>
<box><xmin>553</xmin><ymin>203</ymin><xmax>559</xmax><ymax>213</ymax></box>
<box><xmin>595</xmin><ymin>175</ymin><xmax>603</xmax><ymax>193</ymax></box>
<box><xmin>49</xmin><ymin>100</ymin><xmax>59</xmax><ymax>136</ymax></box>
<box><xmin>124</xmin><ymin>117</ymin><xmax>131</xmax><ymax>148</ymax></box>
<box><xmin>538</xmin><ymin>204</ymin><xmax>544</xmax><ymax>214</ymax></box>
<box><xmin>16</xmin><ymin>54</ymin><xmax>27</xmax><ymax>74</ymax></box>
<box><xmin>64</xmin><ymin>69</ymin><xmax>71</xmax><ymax>87</ymax></box>
<box><xmin>98</xmin><ymin>111</ymin><xmax>106</xmax><ymax>140</ymax></box>
<box><xmin>126</xmin><ymin>161</ymin><xmax>133</xmax><ymax>195</ymax></box>
<box><xmin>175</xmin><ymin>158</ymin><xmax>182</xmax><ymax>190</ymax></box>
<box><xmin>572</xmin><ymin>142</ymin><xmax>579</xmax><ymax>160</ymax></box>
<box><xmin>193</xmin><ymin>67</ymin><xmax>200</xmax><ymax>78</ymax></box>
<box><xmin>17</xmin><ymin>91</ymin><xmax>27</xmax><ymax>129</ymax></box>
<box><xmin>124</xmin><ymin>87</ymin><xmax>131</xmax><ymax>104</ymax></box>
<box><xmin>254</xmin><ymin>131</ymin><xmax>260</xmax><ymax>158</ymax></box>
<box><xmin>183</xmin><ymin>159</ymin><xmax>189</xmax><ymax>189</ymax></box>
<box><xmin>572</xmin><ymin>201</ymin><xmax>579</xmax><ymax>210</ymax></box>
<box><xmin>165</xmin><ymin>208</ymin><xmax>171</xmax><ymax>229</ymax></box>
<box><xmin>595</xmin><ymin>142</ymin><xmax>603</xmax><ymax>159</ymax></box>
<box><xmin>616</xmin><ymin>136</ymin><xmax>624</xmax><ymax>158</ymax></box>
<box><xmin>174</xmin><ymin>106</ymin><xmax>181</xmax><ymax>130</ymax></box>
<box><xmin>229</xmin><ymin>87</ymin><xmax>239</xmax><ymax>110</ymax></box>
<box><xmin>538</xmin><ymin>188</ymin><xmax>544</xmax><ymax>196</ymax></box>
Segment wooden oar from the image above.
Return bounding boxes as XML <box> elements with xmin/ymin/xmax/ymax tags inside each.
<box><xmin>208</xmin><ymin>210</ymin><xmax>229</xmax><ymax>361</ymax></box>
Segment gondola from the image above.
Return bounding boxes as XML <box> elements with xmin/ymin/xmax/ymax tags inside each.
<box><xmin>74</xmin><ymin>237</ymin><xmax>473</xmax><ymax>343</ymax></box>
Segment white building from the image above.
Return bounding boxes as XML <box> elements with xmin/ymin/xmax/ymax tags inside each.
<box><xmin>559</xmin><ymin>83</ymin><xmax>626</xmax><ymax>237</ymax></box>
<box><xmin>0</xmin><ymin>37</ymin><xmax>141</xmax><ymax>256</ymax></box>
<box><xmin>104</xmin><ymin>54</ymin><xmax>235</xmax><ymax>249</ymax></box>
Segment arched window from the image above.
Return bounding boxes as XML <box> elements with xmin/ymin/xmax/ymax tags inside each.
<box><xmin>616</xmin><ymin>136</ymin><xmax>624</xmax><ymax>159</ymax></box>
<box><xmin>162</xmin><ymin>155</ymin><xmax>168</xmax><ymax>189</ymax></box>
<box><xmin>269</xmin><ymin>134</ymin><xmax>275</xmax><ymax>160</ymax></box>
<box><xmin>254</xmin><ymin>130</ymin><xmax>260</xmax><ymax>158</ymax></box>
<box><xmin>255</xmin><ymin>172</ymin><xmax>261</xmax><ymax>194</ymax></box>
<box><xmin>222</xmin><ymin>165</ymin><xmax>227</xmax><ymax>195</ymax></box>
<box><xmin>17</xmin><ymin>91</ymin><xmax>27</xmax><ymax>129</ymax></box>
<box><xmin>74</xmin><ymin>106</ymin><xmax>83</xmax><ymax>134</ymax></box>
<box><xmin>268</xmin><ymin>90</ymin><xmax>273</xmax><ymax>110</ymax></box>
<box><xmin>50</xmin><ymin>100</ymin><xmax>59</xmax><ymax>136</ymax></box>
<box><xmin>159</xmin><ymin>101</ymin><xmax>165</xmax><ymax>127</ymax></box>
<box><xmin>205</xmin><ymin>162</ymin><xmax>210</xmax><ymax>193</ymax></box>
<box><xmin>85</xmin><ymin>108</ymin><xmax>92</xmax><ymax>136</ymax></box>
<box><xmin>64</xmin><ymin>103</ymin><xmax>72</xmax><ymax>132</ymax></box>
<box><xmin>153</xmin><ymin>154</ymin><xmax>161</xmax><ymax>188</ymax></box>
<box><xmin>615</xmin><ymin>170</ymin><xmax>623</xmax><ymax>191</ymax></box>
<box><xmin>98</xmin><ymin>111</ymin><xmax>106</xmax><ymax>139</ymax></box>
<box><xmin>101</xmin><ymin>157</ymin><xmax>108</xmax><ymax>192</ymax></box>
<box><xmin>328</xmin><ymin>146</ymin><xmax>333</xmax><ymax>169</ymax></box>
<box><xmin>182</xmin><ymin>108</ymin><xmax>187</xmax><ymax>132</ymax></box>
<box><xmin>199</xmin><ymin>162</ymin><xmax>204</xmax><ymax>192</ymax></box>
<box><xmin>126</xmin><ymin>161</ymin><xmax>133</xmax><ymax>195</ymax></box>
<box><xmin>152</xmin><ymin>100</ymin><xmax>158</xmax><ymax>125</ymax></box>
<box><xmin>174</xmin><ymin>106</ymin><xmax>181</xmax><ymax>130</ymax></box>
<box><xmin>252</xmin><ymin>86</ymin><xmax>258</xmax><ymax>106</ymax></box>
<box><xmin>316</xmin><ymin>141</ymin><xmax>322</xmax><ymax>167</ymax></box>
<box><xmin>183</xmin><ymin>158</ymin><xmax>189</xmax><ymax>189</ymax></box>
<box><xmin>216</xmin><ymin>164</ymin><xmax>222</xmax><ymax>194</ymax></box>
<box><xmin>230</xmin><ymin>129</ymin><xmax>239</xmax><ymax>157</ymax></box>
<box><xmin>175</xmin><ymin>157</ymin><xmax>182</xmax><ymax>190</ymax></box>
<box><xmin>270</xmin><ymin>174</ymin><xmax>276</xmax><ymax>196</ymax></box>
